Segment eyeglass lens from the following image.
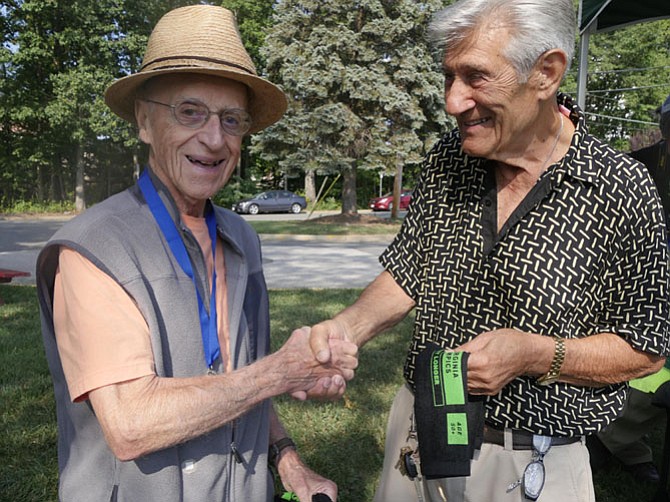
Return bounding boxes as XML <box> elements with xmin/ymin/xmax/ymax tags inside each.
<box><xmin>173</xmin><ymin>101</ymin><xmax>251</xmax><ymax>136</ymax></box>
<box><xmin>522</xmin><ymin>435</ymin><xmax>552</xmax><ymax>501</ymax></box>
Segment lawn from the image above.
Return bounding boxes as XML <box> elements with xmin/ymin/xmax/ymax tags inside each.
<box><xmin>0</xmin><ymin>284</ymin><xmax>666</xmax><ymax>501</ymax></box>
<box><xmin>248</xmin><ymin>216</ymin><xmax>402</xmax><ymax>236</ymax></box>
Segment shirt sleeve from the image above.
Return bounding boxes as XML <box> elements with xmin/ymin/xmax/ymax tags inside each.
<box><xmin>600</xmin><ymin>163</ymin><xmax>669</xmax><ymax>356</ymax></box>
<box><xmin>380</xmin><ymin>154</ymin><xmax>435</xmax><ymax>301</ymax></box>
<box><xmin>53</xmin><ymin>247</ymin><xmax>155</xmax><ymax>402</ymax></box>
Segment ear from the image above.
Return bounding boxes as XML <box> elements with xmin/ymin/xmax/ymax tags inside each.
<box><xmin>135</xmin><ymin>99</ymin><xmax>152</xmax><ymax>145</ymax></box>
<box><xmin>534</xmin><ymin>49</ymin><xmax>568</xmax><ymax>99</ymax></box>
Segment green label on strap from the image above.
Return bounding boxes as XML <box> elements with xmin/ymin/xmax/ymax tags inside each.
<box><xmin>447</xmin><ymin>412</ymin><xmax>469</xmax><ymax>445</ymax></box>
<box><xmin>442</xmin><ymin>351</ymin><xmax>465</xmax><ymax>406</ymax></box>
<box><xmin>431</xmin><ymin>351</ymin><xmax>466</xmax><ymax>407</ymax></box>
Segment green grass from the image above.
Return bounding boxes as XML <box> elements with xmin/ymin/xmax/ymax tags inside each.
<box><xmin>0</xmin><ymin>200</ymin><xmax>75</xmax><ymax>216</ymax></box>
<box><xmin>1</xmin><ymin>285</ymin><xmax>667</xmax><ymax>501</ymax></box>
<box><xmin>248</xmin><ymin>218</ymin><xmax>402</xmax><ymax>236</ymax></box>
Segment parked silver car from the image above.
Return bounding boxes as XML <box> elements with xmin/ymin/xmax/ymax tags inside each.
<box><xmin>232</xmin><ymin>190</ymin><xmax>307</xmax><ymax>215</ymax></box>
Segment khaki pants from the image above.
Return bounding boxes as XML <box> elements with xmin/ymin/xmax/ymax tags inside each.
<box><xmin>374</xmin><ymin>385</ymin><xmax>595</xmax><ymax>502</ymax></box>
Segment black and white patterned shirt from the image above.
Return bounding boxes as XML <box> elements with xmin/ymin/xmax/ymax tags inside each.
<box><xmin>381</xmin><ymin>94</ymin><xmax>670</xmax><ymax>436</ymax></box>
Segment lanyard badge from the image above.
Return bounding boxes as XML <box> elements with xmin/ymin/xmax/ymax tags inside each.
<box><xmin>138</xmin><ymin>169</ymin><xmax>221</xmax><ymax>371</ymax></box>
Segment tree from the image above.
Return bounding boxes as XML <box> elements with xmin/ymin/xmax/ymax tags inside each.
<box><xmin>220</xmin><ymin>0</ymin><xmax>275</xmax><ymax>180</ymax></box>
<box><xmin>253</xmin><ymin>0</ymin><xmax>449</xmax><ymax>214</ymax></box>
<box><xmin>571</xmin><ymin>19</ymin><xmax>670</xmax><ymax>150</ymax></box>
<box><xmin>220</xmin><ymin>0</ymin><xmax>275</xmax><ymax>69</ymax></box>
<box><xmin>1</xmin><ymin>0</ymin><xmax>189</xmax><ymax>209</ymax></box>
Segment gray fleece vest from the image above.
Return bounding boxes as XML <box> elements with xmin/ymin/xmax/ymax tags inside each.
<box><xmin>37</xmin><ymin>181</ymin><xmax>273</xmax><ymax>502</ymax></box>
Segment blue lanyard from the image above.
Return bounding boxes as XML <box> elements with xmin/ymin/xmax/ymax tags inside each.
<box><xmin>138</xmin><ymin>169</ymin><xmax>220</xmax><ymax>370</ymax></box>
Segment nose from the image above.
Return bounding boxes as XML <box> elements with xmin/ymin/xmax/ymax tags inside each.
<box><xmin>198</xmin><ymin>114</ymin><xmax>228</xmax><ymax>149</ymax></box>
<box><xmin>444</xmin><ymin>78</ymin><xmax>474</xmax><ymax>117</ymax></box>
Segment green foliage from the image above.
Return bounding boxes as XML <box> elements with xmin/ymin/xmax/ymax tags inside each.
<box><xmin>211</xmin><ymin>175</ymin><xmax>259</xmax><ymax>209</ymax></box>
<box><xmin>220</xmin><ymin>0</ymin><xmax>275</xmax><ymax>69</ymax></box>
<box><xmin>569</xmin><ymin>19</ymin><xmax>670</xmax><ymax>148</ymax></box>
<box><xmin>0</xmin><ymin>0</ymin><xmax>188</xmax><ymax>208</ymax></box>
<box><xmin>0</xmin><ymin>199</ymin><xmax>76</xmax><ymax>215</ymax></box>
<box><xmin>2</xmin><ymin>0</ymin><xmax>669</xmax><ymax>213</ymax></box>
<box><xmin>252</xmin><ymin>0</ymin><xmax>450</xmax><ymax>213</ymax></box>
<box><xmin>311</xmin><ymin>196</ymin><xmax>341</xmax><ymax>211</ymax></box>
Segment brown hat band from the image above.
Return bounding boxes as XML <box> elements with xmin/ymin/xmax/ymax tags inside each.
<box><xmin>141</xmin><ymin>55</ymin><xmax>255</xmax><ymax>75</ymax></box>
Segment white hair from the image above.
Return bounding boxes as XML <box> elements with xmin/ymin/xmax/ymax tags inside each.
<box><xmin>428</xmin><ymin>0</ymin><xmax>576</xmax><ymax>82</ymax></box>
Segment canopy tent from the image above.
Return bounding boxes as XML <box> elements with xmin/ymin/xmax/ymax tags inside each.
<box><xmin>576</xmin><ymin>0</ymin><xmax>670</xmax><ymax>108</ymax></box>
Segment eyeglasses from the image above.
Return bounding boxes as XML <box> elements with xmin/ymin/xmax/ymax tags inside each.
<box><xmin>506</xmin><ymin>434</ymin><xmax>551</xmax><ymax>501</ymax></box>
<box><xmin>142</xmin><ymin>99</ymin><xmax>252</xmax><ymax>136</ymax></box>
<box><xmin>522</xmin><ymin>435</ymin><xmax>551</xmax><ymax>500</ymax></box>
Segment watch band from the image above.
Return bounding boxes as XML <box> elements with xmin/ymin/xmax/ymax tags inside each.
<box><xmin>269</xmin><ymin>437</ymin><xmax>296</xmax><ymax>467</ymax></box>
<box><xmin>537</xmin><ymin>336</ymin><xmax>566</xmax><ymax>386</ymax></box>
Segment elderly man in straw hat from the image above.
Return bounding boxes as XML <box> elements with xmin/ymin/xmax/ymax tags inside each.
<box><xmin>36</xmin><ymin>5</ymin><xmax>354</xmax><ymax>502</ymax></box>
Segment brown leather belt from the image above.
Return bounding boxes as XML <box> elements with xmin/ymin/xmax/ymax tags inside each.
<box><xmin>483</xmin><ymin>424</ymin><xmax>581</xmax><ymax>450</ymax></box>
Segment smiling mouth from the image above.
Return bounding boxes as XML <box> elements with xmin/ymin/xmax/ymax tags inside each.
<box><xmin>187</xmin><ymin>156</ymin><xmax>224</xmax><ymax>167</ymax></box>
<box><xmin>462</xmin><ymin>117</ymin><xmax>489</xmax><ymax>127</ymax></box>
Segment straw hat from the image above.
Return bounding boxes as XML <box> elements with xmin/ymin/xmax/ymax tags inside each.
<box><xmin>104</xmin><ymin>5</ymin><xmax>287</xmax><ymax>133</ymax></box>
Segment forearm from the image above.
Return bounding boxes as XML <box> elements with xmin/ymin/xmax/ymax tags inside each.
<box><xmin>269</xmin><ymin>404</ymin><xmax>338</xmax><ymax>501</ymax></box>
<box><xmin>90</xmin><ymin>353</ymin><xmax>291</xmax><ymax>460</ymax></box>
<box><xmin>334</xmin><ymin>270</ymin><xmax>415</xmax><ymax>348</ymax></box>
<box><xmin>463</xmin><ymin>329</ymin><xmax>665</xmax><ymax>394</ymax></box>
<box><xmin>90</xmin><ymin>330</ymin><xmax>347</xmax><ymax>461</ymax></box>
<box><xmin>554</xmin><ymin>332</ymin><xmax>665</xmax><ymax>386</ymax></box>
<box><xmin>269</xmin><ymin>402</ymin><xmax>290</xmax><ymax>444</ymax></box>
<box><xmin>269</xmin><ymin>404</ymin><xmax>301</xmax><ymax>485</ymax></box>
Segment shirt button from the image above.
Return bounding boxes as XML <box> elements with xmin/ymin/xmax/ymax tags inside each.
<box><xmin>182</xmin><ymin>459</ymin><xmax>196</xmax><ymax>474</ymax></box>
<box><xmin>483</xmin><ymin>198</ymin><xmax>492</xmax><ymax>207</ymax></box>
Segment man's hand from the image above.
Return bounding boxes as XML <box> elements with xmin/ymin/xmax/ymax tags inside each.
<box><xmin>289</xmin><ymin>271</ymin><xmax>414</xmax><ymax>400</ymax></box>
<box><xmin>277</xmin><ymin>326</ymin><xmax>358</xmax><ymax>401</ymax></box>
<box><xmin>277</xmin><ymin>449</ymin><xmax>338</xmax><ymax>501</ymax></box>
<box><xmin>459</xmin><ymin>328</ymin><xmax>667</xmax><ymax>392</ymax></box>
<box><xmin>456</xmin><ymin>328</ymin><xmax>545</xmax><ymax>395</ymax></box>
<box><xmin>289</xmin><ymin>320</ymin><xmax>357</xmax><ymax>400</ymax></box>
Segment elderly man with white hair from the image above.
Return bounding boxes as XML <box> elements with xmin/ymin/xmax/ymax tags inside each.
<box><xmin>307</xmin><ymin>1</ymin><xmax>670</xmax><ymax>501</ymax></box>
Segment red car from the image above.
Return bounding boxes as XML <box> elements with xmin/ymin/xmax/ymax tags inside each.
<box><xmin>369</xmin><ymin>190</ymin><xmax>412</xmax><ymax>211</ymax></box>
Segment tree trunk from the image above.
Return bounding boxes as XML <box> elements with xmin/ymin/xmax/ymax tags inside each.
<box><xmin>37</xmin><ymin>165</ymin><xmax>45</xmax><ymax>203</ymax></box>
<box><xmin>238</xmin><ymin>137</ymin><xmax>251</xmax><ymax>179</ymax></box>
<box><xmin>341</xmin><ymin>165</ymin><xmax>358</xmax><ymax>215</ymax></box>
<box><xmin>391</xmin><ymin>155</ymin><xmax>403</xmax><ymax>219</ymax></box>
<box><xmin>305</xmin><ymin>170</ymin><xmax>316</xmax><ymax>203</ymax></box>
<box><xmin>75</xmin><ymin>144</ymin><xmax>86</xmax><ymax>212</ymax></box>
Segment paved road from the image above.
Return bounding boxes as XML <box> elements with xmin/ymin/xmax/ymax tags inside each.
<box><xmin>0</xmin><ymin>213</ymin><xmax>392</xmax><ymax>289</ymax></box>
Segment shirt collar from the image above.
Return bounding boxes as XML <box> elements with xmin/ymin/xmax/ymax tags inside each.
<box><xmin>549</xmin><ymin>93</ymin><xmax>600</xmax><ymax>187</ymax></box>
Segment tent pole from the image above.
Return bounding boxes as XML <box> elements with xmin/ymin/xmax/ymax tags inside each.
<box><xmin>576</xmin><ymin>24</ymin><xmax>593</xmax><ymax>110</ymax></box>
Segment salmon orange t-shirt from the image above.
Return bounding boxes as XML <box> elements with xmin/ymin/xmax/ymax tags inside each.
<box><xmin>53</xmin><ymin>214</ymin><xmax>230</xmax><ymax>402</ymax></box>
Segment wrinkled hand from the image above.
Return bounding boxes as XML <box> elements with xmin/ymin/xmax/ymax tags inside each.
<box><xmin>457</xmin><ymin>328</ymin><xmax>538</xmax><ymax>395</ymax></box>
<box><xmin>278</xmin><ymin>450</ymin><xmax>338</xmax><ymax>502</ymax></box>
<box><xmin>289</xmin><ymin>319</ymin><xmax>358</xmax><ymax>400</ymax></box>
<box><xmin>308</xmin><ymin>319</ymin><xmax>351</xmax><ymax>364</ymax></box>
<box><xmin>277</xmin><ymin>326</ymin><xmax>358</xmax><ymax>401</ymax></box>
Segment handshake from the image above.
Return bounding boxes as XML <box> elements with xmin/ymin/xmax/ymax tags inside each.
<box><xmin>272</xmin><ymin>319</ymin><xmax>359</xmax><ymax>401</ymax></box>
